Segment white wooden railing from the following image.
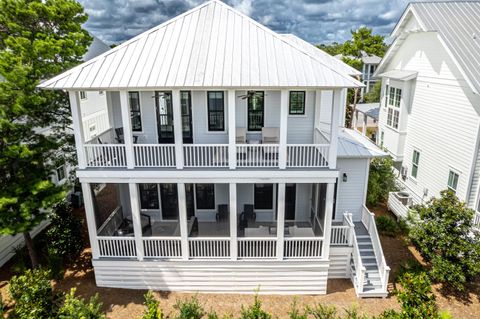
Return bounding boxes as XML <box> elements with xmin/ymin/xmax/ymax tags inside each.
<box><xmin>361</xmin><ymin>206</ymin><xmax>390</xmax><ymax>293</ymax></box>
<box><xmin>236</xmin><ymin>144</ymin><xmax>279</xmax><ymax>167</ymax></box>
<box><xmin>284</xmin><ymin>238</ymin><xmax>323</xmax><ymax>258</ymax></box>
<box><xmin>134</xmin><ymin>144</ymin><xmax>176</xmax><ymax>167</ymax></box>
<box><xmin>351</xmin><ymin>229</ymin><xmax>366</xmax><ymax>293</ymax></box>
<box><xmin>286</xmin><ymin>144</ymin><xmax>329</xmax><ymax>167</ymax></box>
<box><xmin>237</xmin><ymin>238</ymin><xmax>276</xmax><ymax>258</ymax></box>
<box><xmin>98</xmin><ymin>237</ymin><xmax>136</xmax><ymax>258</ymax></box>
<box><xmin>188</xmin><ymin>238</ymin><xmax>230</xmax><ymax>258</ymax></box>
<box><xmin>85</xmin><ymin>144</ymin><xmax>127</xmax><ymax>167</ymax></box>
<box><xmin>474</xmin><ymin>211</ymin><xmax>480</xmax><ymax>229</ymax></box>
<box><xmin>143</xmin><ymin>237</ymin><xmax>182</xmax><ymax>258</ymax></box>
<box><xmin>183</xmin><ymin>144</ymin><xmax>229</xmax><ymax>167</ymax></box>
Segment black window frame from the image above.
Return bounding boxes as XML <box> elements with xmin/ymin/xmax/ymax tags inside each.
<box><xmin>207</xmin><ymin>91</ymin><xmax>225</xmax><ymax>132</ymax></box>
<box><xmin>129</xmin><ymin>91</ymin><xmax>142</xmax><ymax>132</ymax></box>
<box><xmin>289</xmin><ymin>91</ymin><xmax>306</xmax><ymax>115</ymax></box>
<box><xmin>254</xmin><ymin>184</ymin><xmax>273</xmax><ymax>210</ymax></box>
<box><xmin>139</xmin><ymin>183</ymin><xmax>160</xmax><ymax>210</ymax></box>
<box><xmin>195</xmin><ymin>184</ymin><xmax>215</xmax><ymax>210</ymax></box>
<box><xmin>56</xmin><ymin>165</ymin><xmax>66</xmax><ymax>181</ymax></box>
<box><xmin>247</xmin><ymin>91</ymin><xmax>265</xmax><ymax>131</ymax></box>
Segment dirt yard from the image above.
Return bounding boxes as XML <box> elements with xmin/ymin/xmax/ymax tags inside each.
<box><xmin>1</xmin><ymin>203</ymin><xmax>479</xmax><ymax>318</ymax></box>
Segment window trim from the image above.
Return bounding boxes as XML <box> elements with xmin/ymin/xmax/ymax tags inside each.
<box><xmin>411</xmin><ymin>150</ymin><xmax>420</xmax><ymax>179</ymax></box>
<box><xmin>56</xmin><ymin>165</ymin><xmax>66</xmax><ymax>182</ymax></box>
<box><xmin>129</xmin><ymin>91</ymin><xmax>143</xmax><ymax>132</ymax></box>
<box><xmin>288</xmin><ymin>91</ymin><xmax>306</xmax><ymax>115</ymax></box>
<box><xmin>207</xmin><ymin>91</ymin><xmax>225</xmax><ymax>132</ymax></box>
<box><xmin>247</xmin><ymin>91</ymin><xmax>265</xmax><ymax>132</ymax></box>
<box><xmin>447</xmin><ymin>169</ymin><xmax>460</xmax><ymax>193</ymax></box>
<box><xmin>195</xmin><ymin>184</ymin><xmax>215</xmax><ymax>210</ymax></box>
<box><xmin>386</xmin><ymin>86</ymin><xmax>401</xmax><ymax>130</ymax></box>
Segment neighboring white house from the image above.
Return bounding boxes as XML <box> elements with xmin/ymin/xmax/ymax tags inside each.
<box><xmin>360</xmin><ymin>53</ymin><xmax>381</xmax><ymax>101</ymax></box>
<box><xmin>352</xmin><ymin>102</ymin><xmax>379</xmax><ymax>141</ymax></box>
<box><xmin>375</xmin><ymin>1</ymin><xmax>480</xmax><ymax>228</ymax></box>
<box><xmin>0</xmin><ymin>35</ymin><xmax>110</xmax><ymax>267</ymax></box>
<box><xmin>38</xmin><ymin>0</ymin><xmax>389</xmax><ymax>297</ymax></box>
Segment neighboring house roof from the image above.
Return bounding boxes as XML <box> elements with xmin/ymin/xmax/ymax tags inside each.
<box><xmin>281</xmin><ymin>34</ymin><xmax>361</xmax><ymax>76</ymax></box>
<box><xmin>353</xmin><ymin>103</ymin><xmax>380</xmax><ymax>120</ymax></box>
<box><xmin>337</xmin><ymin>128</ymin><xmax>386</xmax><ymax>158</ymax></box>
<box><xmin>361</xmin><ymin>55</ymin><xmax>381</xmax><ymax>65</ymax></box>
<box><xmin>83</xmin><ymin>35</ymin><xmax>110</xmax><ymax>61</ymax></box>
<box><xmin>38</xmin><ymin>0</ymin><xmax>361</xmax><ymax>90</ymax></box>
<box><xmin>376</xmin><ymin>1</ymin><xmax>480</xmax><ymax>94</ymax></box>
<box><xmin>378</xmin><ymin>69</ymin><xmax>417</xmax><ymax>81</ymax></box>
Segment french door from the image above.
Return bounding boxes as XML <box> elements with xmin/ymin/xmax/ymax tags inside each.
<box><xmin>155</xmin><ymin>91</ymin><xmax>193</xmax><ymax>144</ymax></box>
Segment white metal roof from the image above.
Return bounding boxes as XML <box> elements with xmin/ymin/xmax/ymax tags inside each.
<box><xmin>378</xmin><ymin>70</ymin><xmax>418</xmax><ymax>81</ymax></box>
<box><xmin>38</xmin><ymin>0</ymin><xmax>361</xmax><ymax>90</ymax></box>
<box><xmin>280</xmin><ymin>34</ymin><xmax>362</xmax><ymax>77</ymax></box>
<box><xmin>376</xmin><ymin>1</ymin><xmax>480</xmax><ymax>94</ymax></box>
<box><xmin>353</xmin><ymin>103</ymin><xmax>380</xmax><ymax>120</ymax></box>
<box><xmin>337</xmin><ymin>128</ymin><xmax>386</xmax><ymax>158</ymax></box>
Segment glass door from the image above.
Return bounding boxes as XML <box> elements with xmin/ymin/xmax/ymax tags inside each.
<box><xmin>155</xmin><ymin>91</ymin><xmax>174</xmax><ymax>143</ymax></box>
<box><xmin>285</xmin><ymin>184</ymin><xmax>296</xmax><ymax>220</ymax></box>
<box><xmin>185</xmin><ymin>183</ymin><xmax>195</xmax><ymax>219</ymax></box>
<box><xmin>160</xmin><ymin>184</ymin><xmax>179</xmax><ymax>220</ymax></box>
<box><xmin>181</xmin><ymin>91</ymin><xmax>193</xmax><ymax>144</ymax></box>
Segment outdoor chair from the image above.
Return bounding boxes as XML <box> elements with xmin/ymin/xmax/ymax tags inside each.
<box><xmin>261</xmin><ymin>127</ymin><xmax>280</xmax><ymax>144</ymax></box>
<box><xmin>216</xmin><ymin>204</ymin><xmax>229</xmax><ymax>222</ymax></box>
<box><xmin>115</xmin><ymin>127</ymin><xmax>139</xmax><ymax>143</ymax></box>
<box><xmin>236</xmin><ymin>127</ymin><xmax>247</xmax><ymax>143</ymax></box>
<box><xmin>239</xmin><ymin>212</ymin><xmax>248</xmax><ymax>231</ymax></box>
<box><xmin>243</xmin><ymin>204</ymin><xmax>256</xmax><ymax>221</ymax></box>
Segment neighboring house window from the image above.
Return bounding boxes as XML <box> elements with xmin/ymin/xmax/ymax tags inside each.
<box><xmin>129</xmin><ymin>92</ymin><xmax>142</xmax><ymax>132</ymax></box>
<box><xmin>289</xmin><ymin>91</ymin><xmax>305</xmax><ymax>115</ymax></box>
<box><xmin>380</xmin><ymin>130</ymin><xmax>384</xmax><ymax>147</ymax></box>
<box><xmin>447</xmin><ymin>170</ymin><xmax>459</xmax><ymax>193</ymax></box>
<box><xmin>207</xmin><ymin>91</ymin><xmax>225</xmax><ymax>131</ymax></box>
<box><xmin>56</xmin><ymin>165</ymin><xmax>66</xmax><ymax>181</ymax></box>
<box><xmin>254</xmin><ymin>184</ymin><xmax>273</xmax><ymax>210</ymax></box>
<box><xmin>139</xmin><ymin>184</ymin><xmax>159</xmax><ymax>210</ymax></box>
<box><xmin>247</xmin><ymin>91</ymin><xmax>264</xmax><ymax>131</ymax></box>
<box><xmin>386</xmin><ymin>87</ymin><xmax>401</xmax><ymax>129</ymax></box>
<box><xmin>195</xmin><ymin>184</ymin><xmax>215</xmax><ymax>210</ymax></box>
<box><xmin>383</xmin><ymin>85</ymin><xmax>389</xmax><ymax>108</ymax></box>
<box><xmin>411</xmin><ymin>150</ymin><xmax>420</xmax><ymax>178</ymax></box>
<box><xmin>80</xmin><ymin>91</ymin><xmax>87</xmax><ymax>100</ymax></box>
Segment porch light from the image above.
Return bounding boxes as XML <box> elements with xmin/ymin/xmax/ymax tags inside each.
<box><xmin>342</xmin><ymin>173</ymin><xmax>348</xmax><ymax>182</ymax></box>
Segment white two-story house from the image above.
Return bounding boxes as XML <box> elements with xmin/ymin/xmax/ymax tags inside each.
<box><xmin>39</xmin><ymin>0</ymin><xmax>388</xmax><ymax>297</ymax></box>
<box><xmin>376</xmin><ymin>1</ymin><xmax>480</xmax><ymax>227</ymax></box>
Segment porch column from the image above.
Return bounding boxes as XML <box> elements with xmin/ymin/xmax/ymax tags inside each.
<box><xmin>172</xmin><ymin>90</ymin><xmax>184</xmax><ymax>169</ymax></box>
<box><xmin>279</xmin><ymin>90</ymin><xmax>289</xmax><ymax>169</ymax></box>
<box><xmin>129</xmin><ymin>183</ymin><xmax>144</xmax><ymax>261</ymax></box>
<box><xmin>81</xmin><ymin>182</ymin><xmax>100</xmax><ymax>259</ymax></box>
<box><xmin>362</xmin><ymin>113</ymin><xmax>367</xmax><ymax>136</ymax></box>
<box><xmin>322</xmin><ymin>182</ymin><xmax>336</xmax><ymax>259</ymax></box>
<box><xmin>229</xmin><ymin>183</ymin><xmax>238</xmax><ymax>260</ymax></box>
<box><xmin>68</xmin><ymin>91</ymin><xmax>87</xmax><ymax>169</ymax></box>
<box><xmin>119</xmin><ymin>91</ymin><xmax>135</xmax><ymax>169</ymax></box>
<box><xmin>228</xmin><ymin>90</ymin><xmax>236</xmax><ymax>169</ymax></box>
<box><xmin>177</xmin><ymin>183</ymin><xmax>189</xmax><ymax>260</ymax></box>
<box><xmin>276</xmin><ymin>183</ymin><xmax>286</xmax><ymax>260</ymax></box>
<box><xmin>328</xmin><ymin>89</ymin><xmax>342</xmax><ymax>169</ymax></box>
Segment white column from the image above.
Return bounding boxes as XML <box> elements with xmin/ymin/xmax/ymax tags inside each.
<box><xmin>129</xmin><ymin>183</ymin><xmax>144</xmax><ymax>260</ymax></box>
<box><xmin>322</xmin><ymin>182</ymin><xmax>335</xmax><ymax>259</ymax></box>
<box><xmin>177</xmin><ymin>183</ymin><xmax>189</xmax><ymax>260</ymax></box>
<box><xmin>68</xmin><ymin>91</ymin><xmax>87</xmax><ymax>169</ymax></box>
<box><xmin>119</xmin><ymin>91</ymin><xmax>135</xmax><ymax>169</ymax></box>
<box><xmin>339</xmin><ymin>89</ymin><xmax>347</xmax><ymax>127</ymax></box>
<box><xmin>328</xmin><ymin>89</ymin><xmax>341</xmax><ymax>169</ymax></box>
<box><xmin>81</xmin><ymin>182</ymin><xmax>99</xmax><ymax>259</ymax></box>
<box><xmin>228</xmin><ymin>90</ymin><xmax>236</xmax><ymax>169</ymax></box>
<box><xmin>362</xmin><ymin>113</ymin><xmax>367</xmax><ymax>136</ymax></box>
<box><xmin>229</xmin><ymin>183</ymin><xmax>238</xmax><ymax>260</ymax></box>
<box><xmin>279</xmin><ymin>90</ymin><xmax>289</xmax><ymax>169</ymax></box>
<box><xmin>172</xmin><ymin>90</ymin><xmax>184</xmax><ymax>169</ymax></box>
<box><xmin>276</xmin><ymin>183</ymin><xmax>286</xmax><ymax>260</ymax></box>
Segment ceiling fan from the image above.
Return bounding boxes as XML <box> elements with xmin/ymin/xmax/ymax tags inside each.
<box><xmin>238</xmin><ymin>91</ymin><xmax>264</xmax><ymax>100</ymax></box>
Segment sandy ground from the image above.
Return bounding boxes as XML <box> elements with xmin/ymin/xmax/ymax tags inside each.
<box><xmin>1</xmin><ymin>203</ymin><xmax>479</xmax><ymax>318</ymax></box>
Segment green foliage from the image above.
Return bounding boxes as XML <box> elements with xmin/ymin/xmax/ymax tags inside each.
<box><xmin>0</xmin><ymin>294</ymin><xmax>5</xmax><ymax>317</ymax></box>
<box><xmin>409</xmin><ymin>190</ymin><xmax>480</xmax><ymax>291</ymax></box>
<box><xmin>58</xmin><ymin>288</ymin><xmax>105</xmax><ymax>319</ymax></box>
<box><xmin>364</xmin><ymin>81</ymin><xmax>382</xmax><ymax>103</ymax></box>
<box><xmin>174</xmin><ymin>295</ymin><xmax>205</xmax><ymax>319</ymax></box>
<box><xmin>9</xmin><ymin>269</ymin><xmax>54</xmax><ymax>319</ymax></box>
<box><xmin>344</xmin><ymin>307</ymin><xmax>368</xmax><ymax>319</ymax></box>
<box><xmin>367</xmin><ymin>157</ymin><xmax>398</xmax><ymax>206</ymax></box>
<box><xmin>288</xmin><ymin>300</ymin><xmax>307</xmax><ymax>319</ymax></box>
<box><xmin>342</xmin><ymin>27</ymin><xmax>387</xmax><ymax>58</ymax></box>
<box><xmin>317</xmin><ymin>42</ymin><xmax>343</xmax><ymax>56</ymax></box>
<box><xmin>306</xmin><ymin>303</ymin><xmax>337</xmax><ymax>319</ymax></box>
<box><xmin>396</xmin><ymin>272</ymin><xmax>438</xmax><ymax>319</ymax></box>
<box><xmin>240</xmin><ymin>294</ymin><xmax>271</xmax><ymax>319</ymax></box>
<box><xmin>342</xmin><ymin>57</ymin><xmax>363</xmax><ymax>70</ymax></box>
<box><xmin>375</xmin><ymin>215</ymin><xmax>399</xmax><ymax>237</ymax></box>
<box><xmin>142</xmin><ymin>291</ymin><xmax>163</xmax><ymax>319</ymax></box>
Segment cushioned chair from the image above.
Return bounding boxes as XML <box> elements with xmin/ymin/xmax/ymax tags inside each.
<box><xmin>239</xmin><ymin>212</ymin><xmax>248</xmax><ymax>231</ymax></box>
<box><xmin>236</xmin><ymin>127</ymin><xmax>247</xmax><ymax>143</ymax></box>
<box><xmin>243</xmin><ymin>204</ymin><xmax>256</xmax><ymax>221</ymax></box>
<box><xmin>216</xmin><ymin>204</ymin><xmax>229</xmax><ymax>222</ymax></box>
<box><xmin>261</xmin><ymin>127</ymin><xmax>280</xmax><ymax>144</ymax></box>
<box><xmin>115</xmin><ymin>127</ymin><xmax>138</xmax><ymax>143</ymax></box>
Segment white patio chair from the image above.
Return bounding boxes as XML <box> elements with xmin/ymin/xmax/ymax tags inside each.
<box><xmin>261</xmin><ymin>127</ymin><xmax>280</xmax><ymax>144</ymax></box>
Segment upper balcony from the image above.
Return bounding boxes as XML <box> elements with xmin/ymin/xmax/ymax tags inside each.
<box><xmin>70</xmin><ymin>89</ymin><xmax>344</xmax><ymax>171</ymax></box>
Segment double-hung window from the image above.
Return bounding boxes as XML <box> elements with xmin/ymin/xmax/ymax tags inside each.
<box><xmin>129</xmin><ymin>92</ymin><xmax>142</xmax><ymax>132</ymax></box>
<box><xmin>411</xmin><ymin>150</ymin><xmax>420</xmax><ymax>178</ymax></box>
<box><xmin>447</xmin><ymin>170</ymin><xmax>459</xmax><ymax>193</ymax></box>
<box><xmin>207</xmin><ymin>91</ymin><xmax>225</xmax><ymax>131</ymax></box>
<box><xmin>289</xmin><ymin>91</ymin><xmax>305</xmax><ymax>115</ymax></box>
<box><xmin>386</xmin><ymin>87</ymin><xmax>401</xmax><ymax>129</ymax></box>
<box><xmin>56</xmin><ymin>165</ymin><xmax>66</xmax><ymax>182</ymax></box>
<box><xmin>247</xmin><ymin>92</ymin><xmax>264</xmax><ymax>131</ymax></box>
<box><xmin>195</xmin><ymin>184</ymin><xmax>215</xmax><ymax>210</ymax></box>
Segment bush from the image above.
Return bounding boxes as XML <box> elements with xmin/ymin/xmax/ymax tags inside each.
<box><xmin>288</xmin><ymin>300</ymin><xmax>307</xmax><ymax>319</ymax></box>
<box><xmin>0</xmin><ymin>294</ymin><xmax>5</xmax><ymax>317</ymax></box>
<box><xmin>240</xmin><ymin>294</ymin><xmax>271</xmax><ymax>319</ymax></box>
<box><xmin>396</xmin><ymin>272</ymin><xmax>438</xmax><ymax>319</ymax></box>
<box><xmin>142</xmin><ymin>291</ymin><xmax>163</xmax><ymax>319</ymax></box>
<box><xmin>367</xmin><ymin>157</ymin><xmax>398</xmax><ymax>206</ymax></box>
<box><xmin>174</xmin><ymin>295</ymin><xmax>205</xmax><ymax>319</ymax></box>
<box><xmin>408</xmin><ymin>190</ymin><xmax>480</xmax><ymax>291</ymax></box>
<box><xmin>306</xmin><ymin>303</ymin><xmax>337</xmax><ymax>319</ymax></box>
<box><xmin>375</xmin><ymin>216</ymin><xmax>399</xmax><ymax>236</ymax></box>
<box><xmin>9</xmin><ymin>269</ymin><xmax>54</xmax><ymax>319</ymax></box>
<box><xmin>57</xmin><ymin>288</ymin><xmax>105</xmax><ymax>319</ymax></box>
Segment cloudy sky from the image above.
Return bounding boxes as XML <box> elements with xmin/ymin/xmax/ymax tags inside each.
<box><xmin>78</xmin><ymin>0</ymin><xmax>413</xmax><ymax>46</ymax></box>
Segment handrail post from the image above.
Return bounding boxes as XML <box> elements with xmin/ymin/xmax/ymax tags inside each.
<box><xmin>383</xmin><ymin>266</ymin><xmax>391</xmax><ymax>292</ymax></box>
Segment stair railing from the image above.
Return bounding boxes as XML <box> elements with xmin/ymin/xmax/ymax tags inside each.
<box><xmin>351</xmin><ymin>228</ymin><xmax>366</xmax><ymax>294</ymax></box>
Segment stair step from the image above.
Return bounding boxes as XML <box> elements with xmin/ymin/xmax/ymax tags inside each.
<box><xmin>356</xmin><ymin>235</ymin><xmax>371</xmax><ymax>239</ymax></box>
<box><xmin>359</xmin><ymin>247</ymin><xmax>374</xmax><ymax>252</ymax></box>
<box><xmin>360</xmin><ymin>251</ymin><xmax>376</xmax><ymax>257</ymax></box>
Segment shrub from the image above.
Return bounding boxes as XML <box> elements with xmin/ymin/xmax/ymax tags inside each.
<box><xmin>288</xmin><ymin>300</ymin><xmax>307</xmax><ymax>319</ymax></box>
<box><xmin>142</xmin><ymin>291</ymin><xmax>163</xmax><ymax>319</ymax></box>
<box><xmin>306</xmin><ymin>303</ymin><xmax>337</xmax><ymax>319</ymax></box>
<box><xmin>396</xmin><ymin>272</ymin><xmax>438</xmax><ymax>319</ymax></box>
<box><xmin>344</xmin><ymin>306</ymin><xmax>368</xmax><ymax>319</ymax></box>
<box><xmin>375</xmin><ymin>216</ymin><xmax>399</xmax><ymax>236</ymax></box>
<box><xmin>240</xmin><ymin>294</ymin><xmax>271</xmax><ymax>319</ymax></box>
<box><xmin>9</xmin><ymin>269</ymin><xmax>54</xmax><ymax>319</ymax></box>
<box><xmin>0</xmin><ymin>294</ymin><xmax>5</xmax><ymax>317</ymax></box>
<box><xmin>57</xmin><ymin>288</ymin><xmax>105</xmax><ymax>319</ymax></box>
<box><xmin>367</xmin><ymin>157</ymin><xmax>398</xmax><ymax>206</ymax></box>
<box><xmin>174</xmin><ymin>295</ymin><xmax>205</xmax><ymax>319</ymax></box>
<box><xmin>408</xmin><ymin>190</ymin><xmax>480</xmax><ymax>291</ymax></box>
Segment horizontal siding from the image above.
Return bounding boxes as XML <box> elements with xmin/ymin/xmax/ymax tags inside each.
<box><xmin>328</xmin><ymin>247</ymin><xmax>352</xmax><ymax>279</ymax></box>
<box><xmin>336</xmin><ymin>158</ymin><xmax>369</xmax><ymax>221</ymax></box>
<box><xmin>287</xmin><ymin>91</ymin><xmax>315</xmax><ymax>144</ymax></box>
<box><xmin>93</xmin><ymin>260</ymin><xmax>329</xmax><ymax>294</ymax></box>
